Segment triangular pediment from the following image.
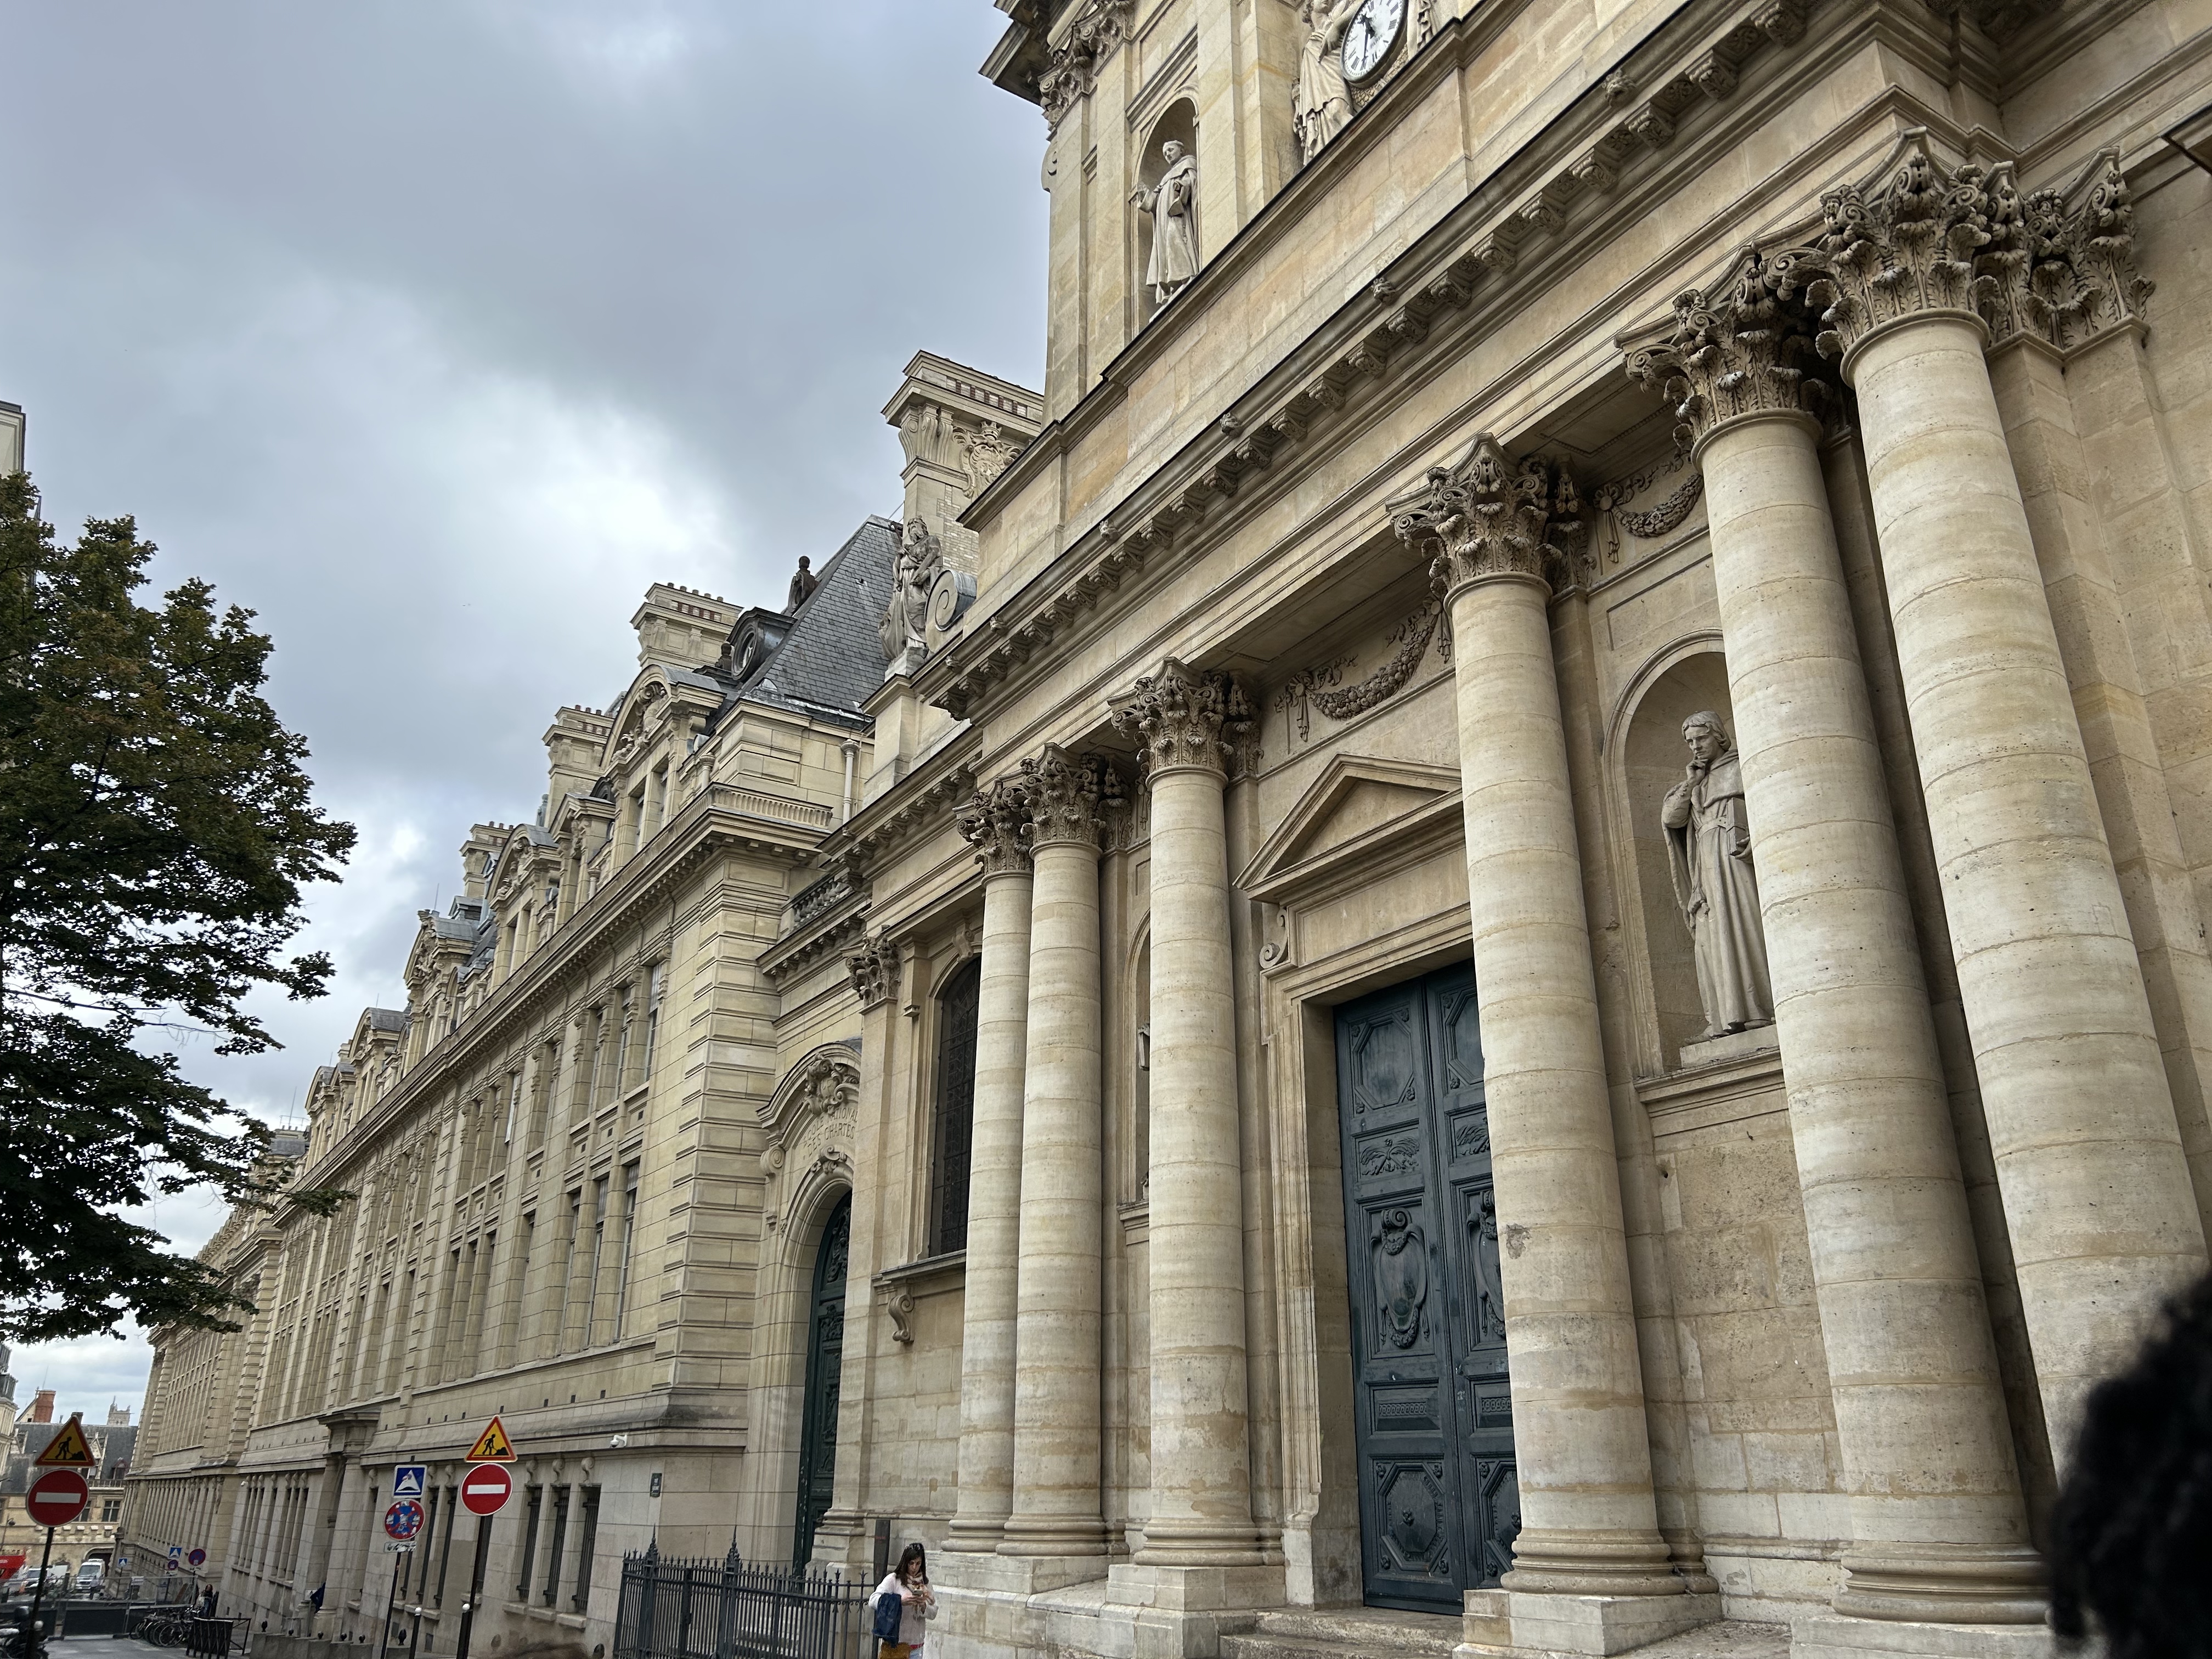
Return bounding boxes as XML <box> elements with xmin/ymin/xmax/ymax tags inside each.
<box><xmin>1239</xmin><ymin>754</ymin><xmax>1462</xmax><ymax>902</ymax></box>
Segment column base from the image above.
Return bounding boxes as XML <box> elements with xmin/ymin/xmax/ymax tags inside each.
<box><xmin>1130</xmin><ymin>1523</ymin><xmax>1268</xmax><ymax>1570</ymax></box>
<box><xmin>1793</xmin><ymin>1615</ymin><xmax>2053</xmax><ymax>1659</ymax></box>
<box><xmin>943</xmin><ymin>1515</ymin><xmax>1012</xmax><ymax>1554</ymax></box>
<box><xmin>1506</xmin><ymin>1589</ymin><xmax>1720</xmax><ymax>1656</ymax></box>
<box><xmin>938</xmin><ymin>1548</ymin><xmax>1111</xmax><ymax>1598</ymax></box>
<box><xmin>1500</xmin><ymin>1528</ymin><xmax>1685</xmax><ymax>1598</ymax></box>
<box><xmin>1833</xmin><ymin>1548</ymin><xmax>2046</xmax><ymax>1626</ymax></box>
<box><xmin>1000</xmin><ymin>1514</ymin><xmax>1111</xmax><ymax>1559</ymax></box>
<box><xmin>1108</xmin><ymin>1561</ymin><xmax>1285</xmax><ymax>1613</ymax></box>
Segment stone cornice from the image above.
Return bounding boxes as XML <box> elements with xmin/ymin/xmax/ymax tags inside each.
<box><xmin>820</xmin><ymin>740</ymin><xmax>982</xmax><ymax>877</ymax></box>
<box><xmin>297</xmin><ymin>783</ymin><xmax>824</xmax><ymax>1187</ymax></box>
<box><xmin>930</xmin><ymin>0</ymin><xmax>1844</xmax><ymax>725</ymax></box>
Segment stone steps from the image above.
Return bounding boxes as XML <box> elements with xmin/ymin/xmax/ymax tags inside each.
<box><xmin>1222</xmin><ymin>1606</ymin><xmax>1470</xmax><ymax>1659</ymax></box>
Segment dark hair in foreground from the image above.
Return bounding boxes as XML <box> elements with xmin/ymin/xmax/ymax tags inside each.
<box><xmin>2049</xmin><ymin>1270</ymin><xmax>2212</xmax><ymax>1656</ymax></box>
<box><xmin>896</xmin><ymin>1543</ymin><xmax>927</xmax><ymax>1582</ymax></box>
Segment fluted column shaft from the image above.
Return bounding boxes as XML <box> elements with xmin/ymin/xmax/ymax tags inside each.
<box><xmin>945</xmin><ymin>785</ymin><xmax>1036</xmax><ymax>1551</ymax></box>
<box><xmin>1397</xmin><ymin>439</ymin><xmax>1679</xmax><ymax>1599</ymax></box>
<box><xmin>1111</xmin><ymin>663</ymin><xmax>1262</xmax><ymax>1566</ymax></box>
<box><xmin>1694</xmin><ymin>392</ymin><xmax>2038</xmax><ymax>1620</ymax></box>
<box><xmin>1844</xmin><ymin>311</ymin><xmax>2207</xmax><ymax>1447</ymax></box>
<box><xmin>1003</xmin><ymin>748</ymin><xmax>1110</xmax><ymax>1556</ymax></box>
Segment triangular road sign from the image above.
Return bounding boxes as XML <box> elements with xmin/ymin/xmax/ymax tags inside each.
<box><xmin>464</xmin><ymin>1415</ymin><xmax>516</xmax><ymax>1463</ymax></box>
<box><xmin>35</xmin><ymin>1414</ymin><xmax>95</xmax><ymax>1469</ymax></box>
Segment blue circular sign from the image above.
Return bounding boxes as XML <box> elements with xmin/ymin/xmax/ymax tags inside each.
<box><xmin>384</xmin><ymin>1499</ymin><xmax>424</xmax><ymax>1541</ymax></box>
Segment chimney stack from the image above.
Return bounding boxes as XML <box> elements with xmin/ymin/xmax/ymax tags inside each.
<box><xmin>27</xmin><ymin>1389</ymin><xmax>55</xmax><ymax>1424</ymax></box>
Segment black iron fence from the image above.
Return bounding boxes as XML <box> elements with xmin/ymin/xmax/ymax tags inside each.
<box><xmin>614</xmin><ymin>1546</ymin><xmax>870</xmax><ymax>1659</ymax></box>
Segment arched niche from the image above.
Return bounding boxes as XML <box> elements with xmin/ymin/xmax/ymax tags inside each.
<box><xmin>1133</xmin><ymin>99</ymin><xmax>1198</xmax><ymax>327</ymax></box>
<box><xmin>1618</xmin><ymin>646</ymin><xmax>1739</xmax><ymax>1069</ymax></box>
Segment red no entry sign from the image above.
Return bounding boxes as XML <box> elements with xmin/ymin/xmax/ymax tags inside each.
<box><xmin>460</xmin><ymin>1465</ymin><xmax>511</xmax><ymax>1516</ymax></box>
<box><xmin>26</xmin><ymin>1469</ymin><xmax>88</xmax><ymax>1527</ymax></box>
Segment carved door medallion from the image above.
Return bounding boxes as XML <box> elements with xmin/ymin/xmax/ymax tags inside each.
<box><xmin>1336</xmin><ymin>966</ymin><xmax>1519</xmax><ymax>1609</ymax></box>
<box><xmin>793</xmin><ymin>1193</ymin><xmax>850</xmax><ymax>1566</ymax></box>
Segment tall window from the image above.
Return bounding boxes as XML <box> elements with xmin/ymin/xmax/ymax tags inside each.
<box><xmin>639</xmin><ymin>964</ymin><xmax>664</xmax><ymax>1086</ymax></box>
<box><xmin>928</xmin><ymin>958</ymin><xmax>983</xmax><ymax>1255</ymax></box>
<box><xmin>613</xmin><ymin>1162</ymin><xmax>641</xmax><ymax>1332</ymax></box>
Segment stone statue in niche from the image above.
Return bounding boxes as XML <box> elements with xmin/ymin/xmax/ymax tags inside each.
<box><xmin>1293</xmin><ymin>0</ymin><xmax>1357</xmax><ymax>163</ymax></box>
<box><xmin>878</xmin><ymin>517</ymin><xmax>943</xmax><ymax>667</ymax></box>
<box><xmin>1131</xmin><ymin>140</ymin><xmax>1200</xmax><ymax>306</ymax></box>
<box><xmin>1661</xmin><ymin>711</ymin><xmax>1774</xmax><ymax>1040</ymax></box>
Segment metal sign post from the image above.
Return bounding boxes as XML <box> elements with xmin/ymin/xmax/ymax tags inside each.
<box><xmin>22</xmin><ymin>1525</ymin><xmax>55</xmax><ymax>1658</ymax></box>
<box><xmin>452</xmin><ymin>1521</ymin><xmax>494</xmax><ymax>1659</ymax></box>
<box><xmin>452</xmin><ymin>1423</ymin><xmax>515</xmax><ymax>1659</ymax></box>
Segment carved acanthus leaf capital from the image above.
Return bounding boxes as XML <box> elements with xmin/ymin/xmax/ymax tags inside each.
<box><xmin>1020</xmin><ymin>744</ymin><xmax>1126</xmax><ymax>849</ymax></box>
<box><xmin>955</xmin><ymin>776</ymin><xmax>1035</xmax><ymax>878</ymax></box>
<box><xmin>846</xmin><ymin>934</ymin><xmax>901</xmax><ymax>1009</ymax></box>
<box><xmin>1109</xmin><ymin>659</ymin><xmax>1251</xmax><ymax>779</ymax></box>
<box><xmin>1628</xmin><ymin>247</ymin><xmax>1827</xmax><ymax>450</ymax></box>
<box><xmin>1770</xmin><ymin>134</ymin><xmax>1995</xmax><ymax>360</ymax></box>
<box><xmin>1391</xmin><ymin>435</ymin><xmax>1581</xmax><ymax>597</ymax></box>
<box><xmin>1038</xmin><ymin>0</ymin><xmax>1137</xmax><ymax>134</ymax></box>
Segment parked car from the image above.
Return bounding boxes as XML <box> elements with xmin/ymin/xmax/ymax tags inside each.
<box><xmin>72</xmin><ymin>1562</ymin><xmax>104</xmax><ymax>1596</ymax></box>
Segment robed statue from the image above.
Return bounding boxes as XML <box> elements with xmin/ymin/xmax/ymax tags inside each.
<box><xmin>879</xmin><ymin>518</ymin><xmax>942</xmax><ymax>666</ymax></box>
<box><xmin>1131</xmin><ymin>140</ymin><xmax>1200</xmax><ymax>306</ymax></box>
<box><xmin>1294</xmin><ymin>0</ymin><xmax>1357</xmax><ymax>162</ymax></box>
<box><xmin>1660</xmin><ymin>711</ymin><xmax>1774</xmax><ymax>1039</ymax></box>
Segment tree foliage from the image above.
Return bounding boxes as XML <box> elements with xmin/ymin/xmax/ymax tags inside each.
<box><xmin>0</xmin><ymin>471</ymin><xmax>356</xmax><ymax>1342</ymax></box>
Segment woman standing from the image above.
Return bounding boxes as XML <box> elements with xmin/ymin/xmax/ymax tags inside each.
<box><xmin>871</xmin><ymin>1544</ymin><xmax>935</xmax><ymax>1659</ymax></box>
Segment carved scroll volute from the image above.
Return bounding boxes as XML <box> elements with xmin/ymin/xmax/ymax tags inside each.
<box><xmin>1627</xmin><ymin>247</ymin><xmax>1827</xmax><ymax>455</ymax></box>
<box><xmin>1391</xmin><ymin>433</ymin><xmax>1580</xmax><ymax>599</ymax></box>
<box><xmin>1109</xmin><ymin>658</ymin><xmax>1252</xmax><ymax>780</ymax></box>
<box><xmin>1020</xmin><ymin>744</ymin><xmax>1126</xmax><ymax>850</ymax></box>
<box><xmin>956</xmin><ymin>776</ymin><xmax>1034</xmax><ymax>879</ymax></box>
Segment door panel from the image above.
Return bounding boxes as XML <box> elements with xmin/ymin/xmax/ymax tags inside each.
<box><xmin>793</xmin><ymin>1194</ymin><xmax>850</xmax><ymax>1566</ymax></box>
<box><xmin>1337</xmin><ymin>966</ymin><xmax>1520</xmax><ymax>1610</ymax></box>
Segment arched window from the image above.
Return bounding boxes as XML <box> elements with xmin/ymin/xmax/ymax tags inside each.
<box><xmin>928</xmin><ymin>957</ymin><xmax>983</xmax><ymax>1255</ymax></box>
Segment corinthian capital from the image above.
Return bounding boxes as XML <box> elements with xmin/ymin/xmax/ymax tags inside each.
<box><xmin>956</xmin><ymin>776</ymin><xmax>1034</xmax><ymax>878</ymax></box>
<box><xmin>1109</xmin><ymin>659</ymin><xmax>1251</xmax><ymax>779</ymax></box>
<box><xmin>1770</xmin><ymin>132</ymin><xmax>1996</xmax><ymax>361</ymax></box>
<box><xmin>1628</xmin><ymin>248</ymin><xmax>1826</xmax><ymax>451</ymax></box>
<box><xmin>1037</xmin><ymin>0</ymin><xmax>1137</xmax><ymax>134</ymax></box>
<box><xmin>847</xmin><ymin>934</ymin><xmax>901</xmax><ymax>1009</ymax></box>
<box><xmin>1020</xmin><ymin>744</ymin><xmax>1126</xmax><ymax>849</ymax></box>
<box><xmin>1391</xmin><ymin>435</ymin><xmax>1582</xmax><ymax>597</ymax></box>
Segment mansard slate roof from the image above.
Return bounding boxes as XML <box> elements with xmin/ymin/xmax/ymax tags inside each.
<box><xmin>733</xmin><ymin>516</ymin><xmax>896</xmax><ymax>729</ymax></box>
<box><xmin>363</xmin><ymin>1008</ymin><xmax>408</xmax><ymax>1033</ymax></box>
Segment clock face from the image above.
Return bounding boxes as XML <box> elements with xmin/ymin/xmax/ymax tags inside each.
<box><xmin>1340</xmin><ymin>0</ymin><xmax>1406</xmax><ymax>83</ymax></box>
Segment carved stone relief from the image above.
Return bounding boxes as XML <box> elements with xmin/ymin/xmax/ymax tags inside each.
<box><xmin>761</xmin><ymin>1051</ymin><xmax>861</xmax><ymax>1235</ymax></box>
<box><xmin>1372</xmin><ymin>1207</ymin><xmax>1430</xmax><ymax>1351</ymax></box>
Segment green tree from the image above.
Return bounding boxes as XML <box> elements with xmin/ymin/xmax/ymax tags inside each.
<box><xmin>0</xmin><ymin>471</ymin><xmax>356</xmax><ymax>1342</ymax></box>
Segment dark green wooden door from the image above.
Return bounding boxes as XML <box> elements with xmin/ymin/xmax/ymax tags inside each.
<box><xmin>1336</xmin><ymin>965</ymin><xmax>1520</xmax><ymax>1610</ymax></box>
<box><xmin>793</xmin><ymin>1194</ymin><xmax>850</xmax><ymax>1566</ymax></box>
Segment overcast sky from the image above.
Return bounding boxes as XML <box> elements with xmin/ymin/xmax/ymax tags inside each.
<box><xmin>1</xmin><ymin>1</ymin><xmax>1046</xmax><ymax>1418</ymax></box>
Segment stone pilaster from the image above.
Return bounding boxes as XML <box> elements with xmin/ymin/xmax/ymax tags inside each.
<box><xmin>1000</xmin><ymin>746</ymin><xmax>1121</xmax><ymax>1560</ymax></box>
<box><xmin>1393</xmin><ymin>440</ymin><xmax>1701</xmax><ymax>1650</ymax></box>
<box><xmin>1107</xmin><ymin>661</ymin><xmax>1267</xmax><ymax>1571</ymax></box>
<box><xmin>1633</xmin><ymin>258</ymin><xmax>2042</xmax><ymax>1623</ymax></box>
<box><xmin>944</xmin><ymin>778</ymin><xmax>1036</xmax><ymax>1553</ymax></box>
<box><xmin>1782</xmin><ymin>132</ymin><xmax>2208</xmax><ymax>1455</ymax></box>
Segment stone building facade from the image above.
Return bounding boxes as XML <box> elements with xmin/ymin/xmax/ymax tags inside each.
<box><xmin>127</xmin><ymin>3</ymin><xmax>2212</xmax><ymax>1659</ymax></box>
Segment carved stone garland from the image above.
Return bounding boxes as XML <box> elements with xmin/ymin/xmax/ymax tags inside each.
<box><xmin>1275</xmin><ymin>601</ymin><xmax>1451</xmax><ymax>744</ymax></box>
<box><xmin>1109</xmin><ymin>658</ymin><xmax>1253</xmax><ymax>778</ymax></box>
<box><xmin>1391</xmin><ymin>433</ymin><xmax>1585</xmax><ymax>597</ymax></box>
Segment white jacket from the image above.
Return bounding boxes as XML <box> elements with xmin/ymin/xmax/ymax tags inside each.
<box><xmin>872</xmin><ymin>1575</ymin><xmax>937</xmax><ymax>1647</ymax></box>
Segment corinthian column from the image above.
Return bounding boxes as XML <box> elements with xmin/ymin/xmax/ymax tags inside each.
<box><xmin>1001</xmin><ymin>746</ymin><xmax>1119</xmax><ymax>1559</ymax></box>
<box><xmin>1393</xmin><ymin>443</ymin><xmax>1691</xmax><ymax>1639</ymax></box>
<box><xmin>1108</xmin><ymin>662</ymin><xmax>1263</xmax><ymax>1567</ymax></box>
<box><xmin>943</xmin><ymin>780</ymin><xmax>1035</xmax><ymax>1552</ymax></box>
<box><xmin>1788</xmin><ymin>133</ymin><xmax>2208</xmax><ymax>1449</ymax></box>
<box><xmin>1632</xmin><ymin>263</ymin><xmax>2039</xmax><ymax>1622</ymax></box>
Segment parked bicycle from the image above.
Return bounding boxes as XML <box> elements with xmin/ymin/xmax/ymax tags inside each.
<box><xmin>128</xmin><ymin>1605</ymin><xmax>194</xmax><ymax>1648</ymax></box>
